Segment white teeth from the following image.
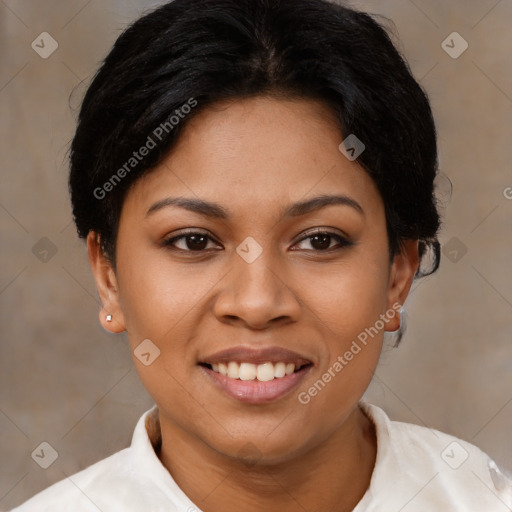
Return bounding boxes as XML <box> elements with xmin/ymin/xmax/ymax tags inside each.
<box><xmin>227</xmin><ymin>361</ymin><xmax>239</xmax><ymax>379</ymax></box>
<box><xmin>256</xmin><ymin>362</ymin><xmax>275</xmax><ymax>382</ymax></box>
<box><xmin>239</xmin><ymin>363</ymin><xmax>257</xmax><ymax>381</ymax></box>
<box><xmin>274</xmin><ymin>362</ymin><xmax>286</xmax><ymax>378</ymax></box>
<box><xmin>209</xmin><ymin>361</ymin><xmax>301</xmax><ymax>381</ymax></box>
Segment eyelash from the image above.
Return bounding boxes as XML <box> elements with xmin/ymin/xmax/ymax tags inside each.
<box><xmin>162</xmin><ymin>229</ymin><xmax>353</xmax><ymax>254</ymax></box>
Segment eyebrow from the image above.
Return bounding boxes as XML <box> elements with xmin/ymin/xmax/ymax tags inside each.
<box><xmin>145</xmin><ymin>194</ymin><xmax>364</xmax><ymax>219</ymax></box>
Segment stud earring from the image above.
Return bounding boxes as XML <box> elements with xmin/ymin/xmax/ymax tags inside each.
<box><xmin>106</xmin><ymin>314</ymin><xmax>113</xmax><ymax>322</ymax></box>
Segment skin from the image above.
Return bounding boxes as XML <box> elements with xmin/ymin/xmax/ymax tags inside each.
<box><xmin>88</xmin><ymin>96</ymin><xmax>419</xmax><ymax>512</ymax></box>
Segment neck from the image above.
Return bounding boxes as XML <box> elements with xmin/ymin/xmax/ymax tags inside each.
<box><xmin>157</xmin><ymin>404</ymin><xmax>377</xmax><ymax>512</ymax></box>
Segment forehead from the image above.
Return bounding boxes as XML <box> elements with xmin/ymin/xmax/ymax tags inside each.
<box><xmin>123</xmin><ymin>96</ymin><xmax>383</xmax><ymax>221</ymax></box>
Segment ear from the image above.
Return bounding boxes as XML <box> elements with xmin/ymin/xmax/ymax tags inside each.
<box><xmin>385</xmin><ymin>239</ymin><xmax>419</xmax><ymax>332</ymax></box>
<box><xmin>87</xmin><ymin>231</ymin><xmax>126</xmax><ymax>334</ymax></box>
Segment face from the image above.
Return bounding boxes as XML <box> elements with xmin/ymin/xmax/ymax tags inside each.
<box><xmin>89</xmin><ymin>96</ymin><xmax>418</xmax><ymax>464</ymax></box>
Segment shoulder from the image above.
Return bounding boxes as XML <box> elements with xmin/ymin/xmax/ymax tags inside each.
<box><xmin>9</xmin><ymin>407</ymin><xmax>176</xmax><ymax>512</ymax></box>
<box><xmin>359</xmin><ymin>402</ymin><xmax>512</xmax><ymax>511</ymax></box>
<box><xmin>9</xmin><ymin>448</ymin><xmax>139</xmax><ymax>512</ymax></box>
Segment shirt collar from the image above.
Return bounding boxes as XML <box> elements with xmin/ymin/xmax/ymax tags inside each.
<box><xmin>130</xmin><ymin>401</ymin><xmax>395</xmax><ymax>510</ymax></box>
<box><xmin>353</xmin><ymin>401</ymin><xmax>403</xmax><ymax>510</ymax></box>
<box><xmin>130</xmin><ymin>404</ymin><xmax>202</xmax><ymax>510</ymax></box>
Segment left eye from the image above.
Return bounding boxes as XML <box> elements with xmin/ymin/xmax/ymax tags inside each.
<box><xmin>293</xmin><ymin>232</ymin><xmax>350</xmax><ymax>251</ymax></box>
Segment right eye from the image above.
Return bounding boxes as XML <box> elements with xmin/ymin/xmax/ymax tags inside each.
<box><xmin>162</xmin><ymin>231</ymin><xmax>222</xmax><ymax>252</ymax></box>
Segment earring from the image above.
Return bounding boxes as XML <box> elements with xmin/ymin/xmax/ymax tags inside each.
<box><xmin>106</xmin><ymin>314</ymin><xmax>113</xmax><ymax>322</ymax></box>
<box><xmin>387</xmin><ymin>306</ymin><xmax>403</xmax><ymax>334</ymax></box>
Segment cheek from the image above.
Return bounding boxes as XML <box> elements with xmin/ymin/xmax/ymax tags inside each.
<box><xmin>293</xmin><ymin>262</ymin><xmax>388</xmax><ymax>426</ymax></box>
<box><xmin>114</xmin><ymin>248</ymin><xmax>210</xmax><ymax>415</ymax></box>
<box><xmin>299</xmin><ymin>253</ymin><xmax>390</xmax><ymax>337</ymax></box>
<box><xmin>293</xmin><ymin>247</ymin><xmax>390</xmax><ymax>392</ymax></box>
<box><xmin>116</xmin><ymin>243</ymin><xmax>208</xmax><ymax>341</ymax></box>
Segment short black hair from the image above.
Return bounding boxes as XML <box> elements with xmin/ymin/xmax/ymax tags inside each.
<box><xmin>70</xmin><ymin>0</ymin><xmax>441</xmax><ymax>276</ymax></box>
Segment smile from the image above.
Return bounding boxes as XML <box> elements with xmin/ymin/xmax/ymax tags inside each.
<box><xmin>199</xmin><ymin>346</ymin><xmax>313</xmax><ymax>403</ymax></box>
<box><xmin>207</xmin><ymin>361</ymin><xmax>306</xmax><ymax>381</ymax></box>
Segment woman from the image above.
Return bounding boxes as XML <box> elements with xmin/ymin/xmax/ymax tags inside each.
<box><xmin>12</xmin><ymin>0</ymin><xmax>512</xmax><ymax>510</ymax></box>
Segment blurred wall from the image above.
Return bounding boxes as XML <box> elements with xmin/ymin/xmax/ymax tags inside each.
<box><xmin>1</xmin><ymin>0</ymin><xmax>511</xmax><ymax>509</ymax></box>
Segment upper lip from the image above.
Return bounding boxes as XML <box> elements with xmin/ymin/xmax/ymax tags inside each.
<box><xmin>200</xmin><ymin>346</ymin><xmax>313</xmax><ymax>367</ymax></box>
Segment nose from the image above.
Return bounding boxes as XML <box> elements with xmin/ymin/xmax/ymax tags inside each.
<box><xmin>212</xmin><ymin>249</ymin><xmax>301</xmax><ymax>330</ymax></box>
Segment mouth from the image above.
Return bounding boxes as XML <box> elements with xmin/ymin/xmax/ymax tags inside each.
<box><xmin>198</xmin><ymin>346</ymin><xmax>313</xmax><ymax>404</ymax></box>
<box><xmin>199</xmin><ymin>360</ymin><xmax>312</xmax><ymax>381</ymax></box>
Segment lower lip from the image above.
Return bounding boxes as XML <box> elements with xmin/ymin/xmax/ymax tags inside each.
<box><xmin>200</xmin><ymin>365</ymin><xmax>312</xmax><ymax>404</ymax></box>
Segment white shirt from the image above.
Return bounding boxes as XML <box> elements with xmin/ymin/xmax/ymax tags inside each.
<box><xmin>10</xmin><ymin>402</ymin><xmax>512</xmax><ymax>511</ymax></box>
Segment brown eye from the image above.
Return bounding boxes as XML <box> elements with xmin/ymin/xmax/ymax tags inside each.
<box><xmin>184</xmin><ymin>234</ymin><xmax>208</xmax><ymax>250</ymax></box>
<box><xmin>293</xmin><ymin>231</ymin><xmax>352</xmax><ymax>252</ymax></box>
<box><xmin>163</xmin><ymin>232</ymin><xmax>220</xmax><ymax>252</ymax></box>
<box><xmin>310</xmin><ymin>233</ymin><xmax>332</xmax><ymax>250</ymax></box>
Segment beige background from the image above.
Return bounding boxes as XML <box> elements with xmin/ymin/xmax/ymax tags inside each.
<box><xmin>1</xmin><ymin>0</ymin><xmax>511</xmax><ymax>509</ymax></box>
